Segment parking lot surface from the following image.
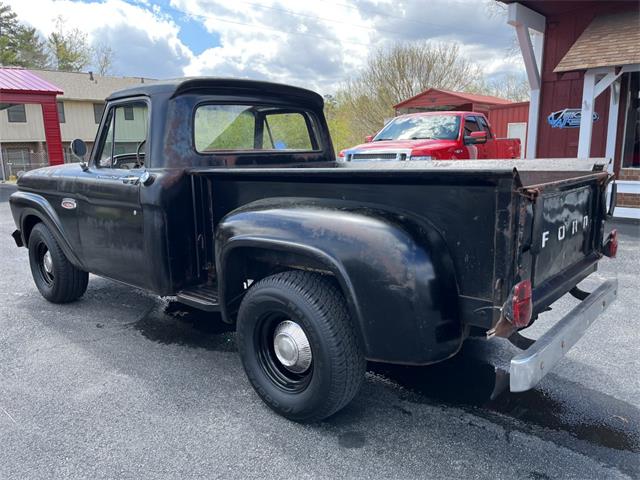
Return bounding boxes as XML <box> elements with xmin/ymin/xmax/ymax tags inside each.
<box><xmin>0</xmin><ymin>190</ymin><xmax>638</xmax><ymax>479</ymax></box>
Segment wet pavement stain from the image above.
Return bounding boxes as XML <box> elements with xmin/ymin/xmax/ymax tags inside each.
<box><xmin>134</xmin><ymin>300</ymin><xmax>236</xmax><ymax>352</ymax></box>
<box><xmin>369</xmin><ymin>355</ymin><xmax>639</xmax><ymax>453</ymax></box>
<box><xmin>338</xmin><ymin>431</ymin><xmax>366</xmax><ymax>449</ymax></box>
<box><xmin>368</xmin><ymin>347</ymin><xmax>640</xmax><ymax>477</ymax></box>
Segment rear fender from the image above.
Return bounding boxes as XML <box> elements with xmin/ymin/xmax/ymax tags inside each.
<box><xmin>9</xmin><ymin>191</ymin><xmax>85</xmax><ymax>270</ymax></box>
<box><xmin>216</xmin><ymin>199</ymin><xmax>462</xmax><ymax>365</ymax></box>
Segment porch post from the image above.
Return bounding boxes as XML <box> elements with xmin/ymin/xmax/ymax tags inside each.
<box><xmin>508</xmin><ymin>3</ymin><xmax>545</xmax><ymax>159</ymax></box>
<box><xmin>577</xmin><ymin>69</ymin><xmax>597</xmax><ymax>159</ymax></box>
<box><xmin>40</xmin><ymin>100</ymin><xmax>64</xmax><ymax>166</ymax></box>
<box><xmin>605</xmin><ymin>78</ymin><xmax>621</xmax><ymax>173</ymax></box>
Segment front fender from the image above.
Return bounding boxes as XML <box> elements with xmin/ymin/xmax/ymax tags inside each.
<box><xmin>9</xmin><ymin>191</ymin><xmax>85</xmax><ymax>270</ymax></box>
<box><xmin>216</xmin><ymin>199</ymin><xmax>462</xmax><ymax>365</ymax></box>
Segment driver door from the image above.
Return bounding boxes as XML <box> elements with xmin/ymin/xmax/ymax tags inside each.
<box><xmin>73</xmin><ymin>99</ymin><xmax>149</xmax><ymax>285</ymax></box>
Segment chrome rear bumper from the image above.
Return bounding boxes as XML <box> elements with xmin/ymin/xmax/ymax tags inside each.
<box><xmin>510</xmin><ymin>278</ymin><xmax>618</xmax><ymax>392</ymax></box>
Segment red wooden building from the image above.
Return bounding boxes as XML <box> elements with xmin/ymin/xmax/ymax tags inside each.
<box><xmin>501</xmin><ymin>0</ymin><xmax>640</xmax><ymax>218</ymax></box>
<box><xmin>394</xmin><ymin>88</ymin><xmax>513</xmax><ymax>118</ymax></box>
<box><xmin>0</xmin><ymin>68</ymin><xmax>64</xmax><ymax>170</ymax></box>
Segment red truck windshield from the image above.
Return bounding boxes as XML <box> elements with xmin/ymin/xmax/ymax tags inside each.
<box><xmin>373</xmin><ymin>115</ymin><xmax>461</xmax><ymax>141</ymax></box>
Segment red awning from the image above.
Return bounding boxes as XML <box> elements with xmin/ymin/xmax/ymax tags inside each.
<box><xmin>0</xmin><ymin>67</ymin><xmax>62</xmax><ymax>95</ymax></box>
<box><xmin>0</xmin><ymin>68</ymin><xmax>64</xmax><ymax>166</ymax></box>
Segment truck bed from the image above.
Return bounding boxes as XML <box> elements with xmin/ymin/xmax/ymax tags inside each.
<box><xmin>184</xmin><ymin>158</ymin><xmax>609</xmax><ymax>330</ymax></box>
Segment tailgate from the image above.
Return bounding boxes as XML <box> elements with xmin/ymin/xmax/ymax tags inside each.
<box><xmin>522</xmin><ymin>171</ymin><xmax>610</xmax><ymax>309</ymax></box>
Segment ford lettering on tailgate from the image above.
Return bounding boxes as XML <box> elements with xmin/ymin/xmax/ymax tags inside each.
<box><xmin>534</xmin><ymin>186</ymin><xmax>593</xmax><ymax>285</ymax></box>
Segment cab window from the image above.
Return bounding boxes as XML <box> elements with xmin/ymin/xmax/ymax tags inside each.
<box><xmin>464</xmin><ymin>116</ymin><xmax>481</xmax><ymax>135</ymax></box>
<box><xmin>194</xmin><ymin>104</ymin><xmax>317</xmax><ymax>153</ymax></box>
<box><xmin>96</xmin><ymin>101</ymin><xmax>149</xmax><ymax>169</ymax></box>
<box><xmin>262</xmin><ymin>112</ymin><xmax>312</xmax><ymax>150</ymax></box>
<box><xmin>477</xmin><ymin>116</ymin><xmax>492</xmax><ymax>137</ymax></box>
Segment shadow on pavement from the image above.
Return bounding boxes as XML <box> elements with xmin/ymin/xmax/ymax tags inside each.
<box><xmin>134</xmin><ymin>299</ymin><xmax>639</xmax><ymax>465</ymax></box>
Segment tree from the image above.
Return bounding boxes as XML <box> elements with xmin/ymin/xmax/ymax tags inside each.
<box><xmin>47</xmin><ymin>17</ymin><xmax>91</xmax><ymax>72</ymax></box>
<box><xmin>0</xmin><ymin>3</ymin><xmax>48</xmax><ymax>68</ymax></box>
<box><xmin>481</xmin><ymin>72</ymin><xmax>530</xmax><ymax>102</ymax></box>
<box><xmin>14</xmin><ymin>26</ymin><xmax>48</xmax><ymax>68</ymax></box>
<box><xmin>0</xmin><ymin>2</ymin><xmax>22</xmax><ymax>66</ymax></box>
<box><xmin>324</xmin><ymin>92</ymin><xmax>365</xmax><ymax>154</ymax></box>
<box><xmin>93</xmin><ymin>41</ymin><xmax>114</xmax><ymax>76</ymax></box>
<box><xmin>338</xmin><ymin>41</ymin><xmax>484</xmax><ymax>142</ymax></box>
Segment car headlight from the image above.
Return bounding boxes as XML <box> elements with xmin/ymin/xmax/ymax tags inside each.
<box><xmin>409</xmin><ymin>155</ymin><xmax>432</xmax><ymax>161</ymax></box>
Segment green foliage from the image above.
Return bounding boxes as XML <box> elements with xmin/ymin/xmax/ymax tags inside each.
<box><xmin>266</xmin><ymin>113</ymin><xmax>311</xmax><ymax>150</ymax></box>
<box><xmin>0</xmin><ymin>2</ymin><xmax>20</xmax><ymax>66</ymax></box>
<box><xmin>14</xmin><ymin>26</ymin><xmax>48</xmax><ymax>68</ymax></box>
<box><xmin>324</xmin><ymin>93</ymin><xmax>364</xmax><ymax>154</ymax></box>
<box><xmin>0</xmin><ymin>2</ymin><xmax>47</xmax><ymax>68</ymax></box>
<box><xmin>0</xmin><ymin>4</ymin><xmax>96</xmax><ymax>72</ymax></box>
<box><xmin>47</xmin><ymin>17</ymin><xmax>91</xmax><ymax>72</ymax></box>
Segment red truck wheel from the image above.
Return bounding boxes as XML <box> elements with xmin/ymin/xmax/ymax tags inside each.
<box><xmin>236</xmin><ymin>270</ymin><xmax>365</xmax><ymax>422</ymax></box>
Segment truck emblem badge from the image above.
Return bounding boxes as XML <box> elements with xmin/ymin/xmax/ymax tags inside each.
<box><xmin>61</xmin><ymin>198</ymin><xmax>77</xmax><ymax>210</ymax></box>
<box><xmin>541</xmin><ymin>215</ymin><xmax>589</xmax><ymax>248</ymax></box>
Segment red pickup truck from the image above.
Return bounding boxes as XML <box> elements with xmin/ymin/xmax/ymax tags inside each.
<box><xmin>339</xmin><ymin>111</ymin><xmax>521</xmax><ymax>161</ymax></box>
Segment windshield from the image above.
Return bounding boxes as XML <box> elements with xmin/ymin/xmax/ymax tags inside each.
<box><xmin>373</xmin><ymin>115</ymin><xmax>461</xmax><ymax>141</ymax></box>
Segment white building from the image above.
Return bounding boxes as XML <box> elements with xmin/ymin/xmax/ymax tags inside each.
<box><xmin>0</xmin><ymin>70</ymin><xmax>154</xmax><ymax>174</ymax></box>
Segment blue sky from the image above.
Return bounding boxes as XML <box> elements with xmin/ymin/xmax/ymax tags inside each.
<box><xmin>7</xmin><ymin>0</ymin><xmax>524</xmax><ymax>93</ymax></box>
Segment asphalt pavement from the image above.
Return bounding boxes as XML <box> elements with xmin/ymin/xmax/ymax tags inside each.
<box><xmin>0</xmin><ymin>192</ymin><xmax>638</xmax><ymax>479</ymax></box>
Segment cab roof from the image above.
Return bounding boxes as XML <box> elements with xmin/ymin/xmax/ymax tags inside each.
<box><xmin>106</xmin><ymin>77</ymin><xmax>324</xmax><ymax>109</ymax></box>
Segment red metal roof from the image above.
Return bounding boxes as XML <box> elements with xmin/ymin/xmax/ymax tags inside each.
<box><xmin>394</xmin><ymin>88</ymin><xmax>512</xmax><ymax>109</ymax></box>
<box><xmin>0</xmin><ymin>67</ymin><xmax>63</xmax><ymax>94</ymax></box>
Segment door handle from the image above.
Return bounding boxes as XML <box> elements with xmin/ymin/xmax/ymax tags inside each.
<box><xmin>121</xmin><ymin>176</ymin><xmax>140</xmax><ymax>185</ymax></box>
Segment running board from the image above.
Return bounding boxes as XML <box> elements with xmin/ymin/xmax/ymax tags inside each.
<box><xmin>176</xmin><ymin>284</ymin><xmax>221</xmax><ymax>312</ymax></box>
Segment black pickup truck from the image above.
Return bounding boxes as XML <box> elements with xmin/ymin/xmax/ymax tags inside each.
<box><xmin>10</xmin><ymin>78</ymin><xmax>619</xmax><ymax>422</ymax></box>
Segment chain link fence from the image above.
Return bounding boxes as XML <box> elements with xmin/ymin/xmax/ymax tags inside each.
<box><xmin>0</xmin><ymin>149</ymin><xmax>52</xmax><ymax>181</ymax></box>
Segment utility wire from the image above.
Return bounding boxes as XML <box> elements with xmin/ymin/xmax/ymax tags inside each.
<box><xmin>165</xmin><ymin>2</ymin><xmax>373</xmax><ymax>48</ymax></box>
<box><xmin>166</xmin><ymin>0</ymin><xmax>504</xmax><ymax>50</ymax></box>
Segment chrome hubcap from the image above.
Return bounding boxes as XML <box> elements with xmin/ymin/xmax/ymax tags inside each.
<box><xmin>43</xmin><ymin>250</ymin><xmax>53</xmax><ymax>274</ymax></box>
<box><xmin>273</xmin><ymin>320</ymin><xmax>312</xmax><ymax>373</ymax></box>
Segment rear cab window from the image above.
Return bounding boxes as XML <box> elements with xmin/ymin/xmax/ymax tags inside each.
<box><xmin>194</xmin><ymin>104</ymin><xmax>318</xmax><ymax>153</ymax></box>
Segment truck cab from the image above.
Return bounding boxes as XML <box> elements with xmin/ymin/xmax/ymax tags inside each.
<box><xmin>10</xmin><ymin>78</ymin><xmax>618</xmax><ymax>423</ymax></box>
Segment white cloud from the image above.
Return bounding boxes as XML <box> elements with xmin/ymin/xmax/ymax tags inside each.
<box><xmin>6</xmin><ymin>0</ymin><xmax>193</xmax><ymax>78</ymax></box>
<box><xmin>7</xmin><ymin>0</ymin><xmax>524</xmax><ymax>94</ymax></box>
<box><xmin>175</xmin><ymin>0</ymin><xmax>523</xmax><ymax>93</ymax></box>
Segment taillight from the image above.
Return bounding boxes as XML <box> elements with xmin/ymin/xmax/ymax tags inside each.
<box><xmin>338</xmin><ymin>150</ymin><xmax>345</xmax><ymax>158</ymax></box>
<box><xmin>508</xmin><ymin>279</ymin><xmax>533</xmax><ymax>328</ymax></box>
<box><xmin>603</xmin><ymin>229</ymin><xmax>618</xmax><ymax>258</ymax></box>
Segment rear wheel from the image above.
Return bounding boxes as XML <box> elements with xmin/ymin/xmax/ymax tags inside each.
<box><xmin>28</xmin><ymin>223</ymin><xmax>88</xmax><ymax>303</ymax></box>
<box><xmin>236</xmin><ymin>271</ymin><xmax>365</xmax><ymax>422</ymax></box>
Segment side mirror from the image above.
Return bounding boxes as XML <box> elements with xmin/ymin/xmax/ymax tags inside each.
<box><xmin>364</xmin><ymin>135</ymin><xmax>374</xmax><ymax>143</ymax></box>
<box><xmin>464</xmin><ymin>131</ymin><xmax>488</xmax><ymax>145</ymax></box>
<box><xmin>71</xmin><ymin>138</ymin><xmax>87</xmax><ymax>158</ymax></box>
<box><xmin>71</xmin><ymin>138</ymin><xmax>89</xmax><ymax>171</ymax></box>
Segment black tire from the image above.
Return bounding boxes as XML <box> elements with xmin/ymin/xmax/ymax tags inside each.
<box><xmin>236</xmin><ymin>271</ymin><xmax>365</xmax><ymax>422</ymax></box>
<box><xmin>28</xmin><ymin>223</ymin><xmax>88</xmax><ymax>303</ymax></box>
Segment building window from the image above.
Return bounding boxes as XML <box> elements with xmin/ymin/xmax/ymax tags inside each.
<box><xmin>93</xmin><ymin>103</ymin><xmax>105</xmax><ymax>124</ymax></box>
<box><xmin>124</xmin><ymin>106</ymin><xmax>134</xmax><ymax>120</ymax></box>
<box><xmin>7</xmin><ymin>104</ymin><xmax>26</xmax><ymax>123</ymax></box>
<box><xmin>57</xmin><ymin>102</ymin><xmax>65</xmax><ymax>123</ymax></box>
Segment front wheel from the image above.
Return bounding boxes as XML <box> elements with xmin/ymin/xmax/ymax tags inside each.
<box><xmin>236</xmin><ymin>271</ymin><xmax>365</xmax><ymax>422</ymax></box>
<box><xmin>28</xmin><ymin>223</ymin><xmax>88</xmax><ymax>303</ymax></box>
